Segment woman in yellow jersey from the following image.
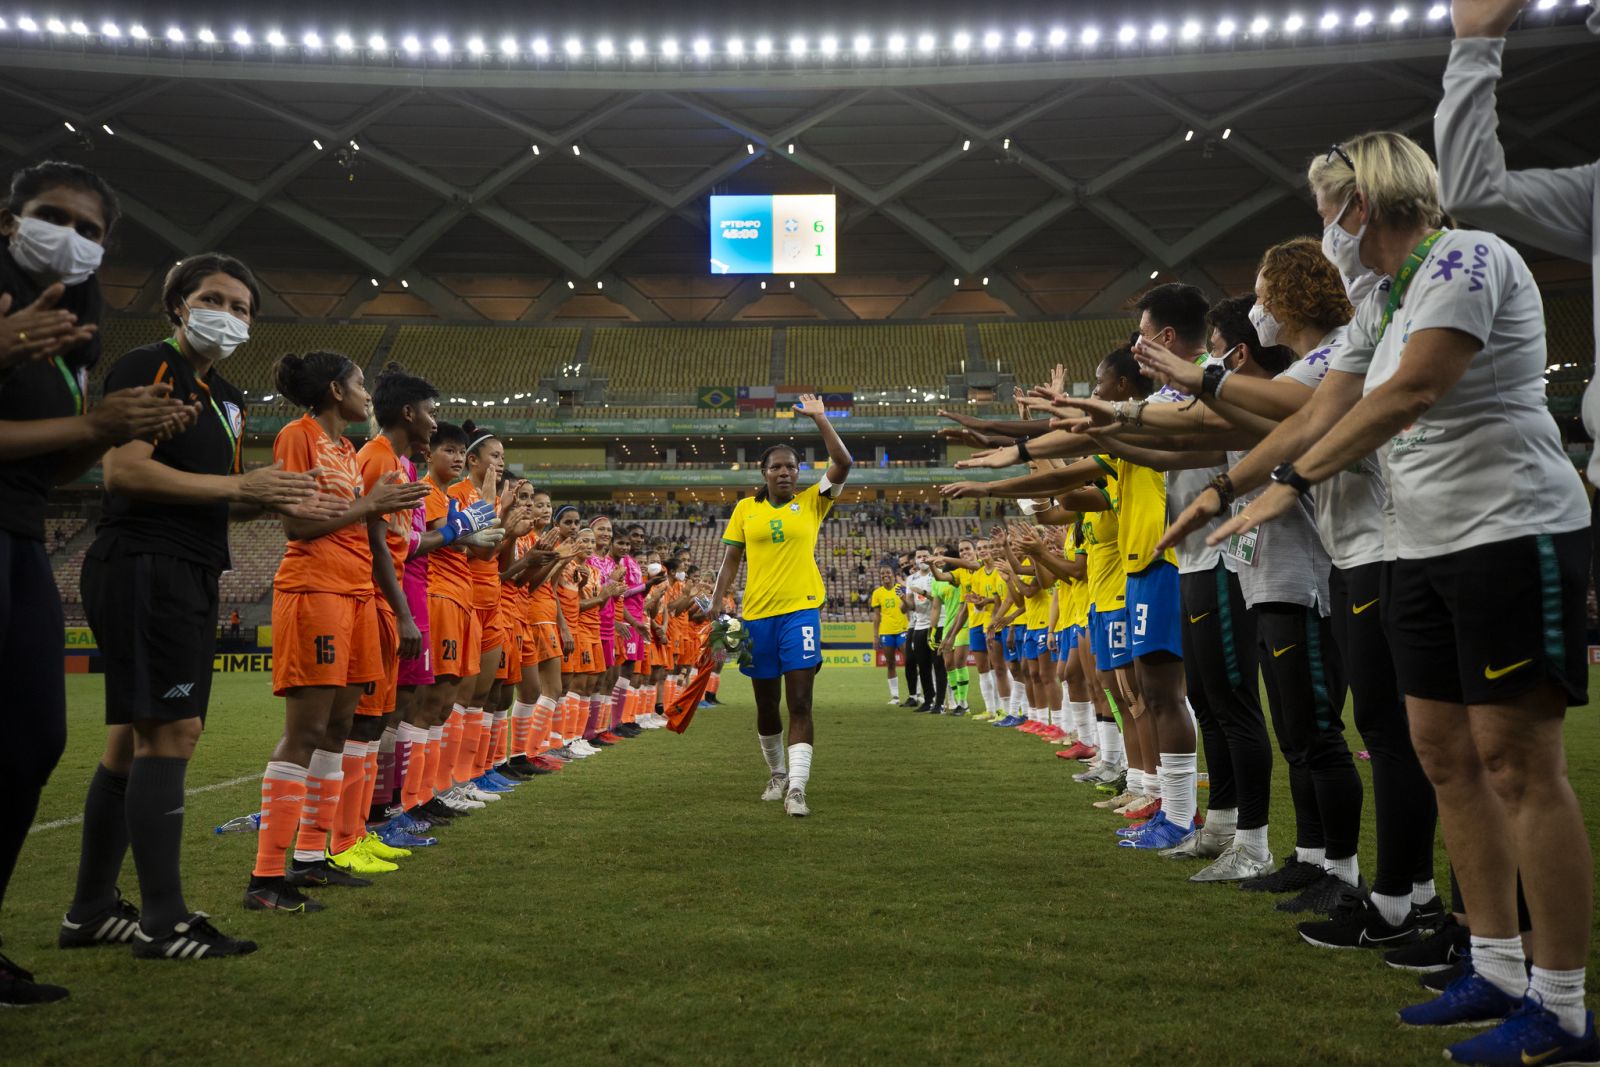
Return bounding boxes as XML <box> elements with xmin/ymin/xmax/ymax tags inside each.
<box><xmin>964</xmin><ymin>540</ymin><xmax>1011</xmax><ymax>720</ymax></box>
<box><xmin>702</xmin><ymin>395</ymin><xmax>852</xmax><ymax>818</ymax></box>
<box><xmin>869</xmin><ymin>566</ymin><xmax>909</xmax><ymax>705</ymax></box>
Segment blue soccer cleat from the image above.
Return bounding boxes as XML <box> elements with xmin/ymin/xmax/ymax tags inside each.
<box><xmin>484</xmin><ymin>769</ymin><xmax>522</xmax><ymax>790</ymax></box>
<box><xmin>377</xmin><ymin>823</ymin><xmax>437</xmax><ymax>849</ymax></box>
<box><xmin>1399</xmin><ymin>969</ymin><xmax>1522</xmax><ymax>1029</ymax></box>
<box><xmin>1118</xmin><ymin>811</ymin><xmax>1196</xmax><ymax>850</ymax></box>
<box><xmin>1444</xmin><ymin>999</ymin><xmax>1599</xmax><ymax>1065</ymax></box>
<box><xmin>471</xmin><ymin>773</ymin><xmax>515</xmax><ymax>794</ymax></box>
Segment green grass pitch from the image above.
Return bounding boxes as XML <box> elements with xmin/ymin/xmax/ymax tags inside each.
<box><xmin>4</xmin><ymin>668</ymin><xmax>1598</xmax><ymax>1065</ymax></box>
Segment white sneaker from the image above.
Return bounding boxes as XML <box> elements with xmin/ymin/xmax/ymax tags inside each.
<box><xmin>760</xmin><ymin>773</ymin><xmax>789</xmax><ymax>801</ymax></box>
<box><xmin>463</xmin><ymin>784</ymin><xmax>501</xmax><ymax>803</ymax></box>
<box><xmin>1190</xmin><ymin>842</ymin><xmax>1275</xmax><ymax>883</ymax></box>
<box><xmin>572</xmin><ymin>740</ymin><xmax>598</xmax><ymax>756</ymax></box>
<box><xmin>886</xmin><ymin>697</ymin><xmax>900</xmax><ymax>705</ymax></box>
<box><xmin>642</xmin><ymin>714</ymin><xmax>664</xmax><ymax>728</ymax></box>
<box><xmin>783</xmin><ymin>787</ymin><xmax>810</xmax><ymax>818</ymax></box>
<box><xmin>442</xmin><ymin>788</ymin><xmax>484</xmax><ymax>811</ymax></box>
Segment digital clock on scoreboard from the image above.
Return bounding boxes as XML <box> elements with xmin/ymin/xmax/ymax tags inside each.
<box><xmin>708</xmin><ymin>194</ymin><xmax>836</xmax><ymax>275</ymax></box>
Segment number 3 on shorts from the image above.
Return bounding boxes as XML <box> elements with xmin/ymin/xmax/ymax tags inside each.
<box><xmin>1133</xmin><ymin>604</ymin><xmax>1148</xmax><ymax>637</ymax></box>
<box><xmin>801</xmin><ymin>625</ymin><xmax>816</xmax><ymax>653</ymax></box>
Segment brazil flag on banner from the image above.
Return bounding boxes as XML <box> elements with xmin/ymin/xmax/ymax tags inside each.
<box><xmin>697</xmin><ymin>386</ymin><xmax>736</xmax><ymax>410</ymax></box>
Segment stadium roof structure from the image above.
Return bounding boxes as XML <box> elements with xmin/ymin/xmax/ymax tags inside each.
<box><xmin>0</xmin><ymin>5</ymin><xmax>1596</xmax><ymax>322</ymax></box>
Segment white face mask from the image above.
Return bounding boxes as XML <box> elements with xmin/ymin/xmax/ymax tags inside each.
<box><xmin>646</xmin><ymin>562</ymin><xmax>663</xmax><ymax>576</ymax></box>
<box><xmin>674</xmin><ymin>570</ymin><xmax>686</xmax><ymax>581</ymax></box>
<box><xmin>1342</xmin><ymin>269</ymin><xmax>1384</xmax><ymax>306</ymax></box>
<box><xmin>1248</xmin><ymin>302</ymin><xmax>1283</xmax><ymax>348</ymax></box>
<box><xmin>9</xmin><ymin>216</ymin><xmax>104</xmax><ymax>285</ymax></box>
<box><xmin>183</xmin><ymin>306</ymin><xmax>251</xmax><ymax>359</ymax></box>
<box><xmin>1321</xmin><ymin>194</ymin><xmax>1371</xmax><ymax>290</ymax></box>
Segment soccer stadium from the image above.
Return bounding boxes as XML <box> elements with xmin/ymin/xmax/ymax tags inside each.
<box><xmin>2</xmin><ymin>0</ymin><xmax>1599</xmax><ymax>1062</ymax></box>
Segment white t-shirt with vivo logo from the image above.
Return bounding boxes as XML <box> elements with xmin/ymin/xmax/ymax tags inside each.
<box><xmin>1341</xmin><ymin>228</ymin><xmax>1587</xmax><ymax>560</ymax></box>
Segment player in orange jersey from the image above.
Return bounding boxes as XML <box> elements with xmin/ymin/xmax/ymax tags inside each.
<box><xmin>244</xmin><ymin>351</ymin><xmax>428</xmax><ymax>913</ymax></box>
<box><xmin>504</xmin><ymin>489</ymin><xmax>582</xmax><ymax>771</ymax></box>
<box><xmin>557</xmin><ymin>524</ymin><xmax>621</xmax><ymax>758</ymax></box>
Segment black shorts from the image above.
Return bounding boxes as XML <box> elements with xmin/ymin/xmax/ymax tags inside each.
<box><xmin>1386</xmin><ymin>528</ymin><xmax>1589</xmax><ymax>707</ymax></box>
<box><xmin>82</xmin><ymin>544</ymin><xmax>220</xmax><ymax>725</ymax></box>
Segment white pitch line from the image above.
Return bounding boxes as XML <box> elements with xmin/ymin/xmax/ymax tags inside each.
<box><xmin>28</xmin><ymin>773</ymin><xmax>260</xmax><ymax>834</ymax></box>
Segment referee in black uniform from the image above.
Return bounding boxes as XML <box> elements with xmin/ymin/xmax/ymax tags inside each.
<box><xmin>59</xmin><ymin>253</ymin><xmax>324</xmax><ymax>962</ymax></box>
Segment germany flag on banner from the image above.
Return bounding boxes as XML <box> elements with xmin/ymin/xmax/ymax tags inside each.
<box><xmin>697</xmin><ymin>386</ymin><xmax>736</xmax><ymax>410</ymax></box>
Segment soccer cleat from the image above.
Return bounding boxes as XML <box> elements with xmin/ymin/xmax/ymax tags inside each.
<box><xmin>949</xmin><ymin>707</ymin><xmax>967</xmax><ymax>717</ymax></box>
<box><xmin>508</xmin><ymin>755</ymin><xmax>552</xmax><ymax>777</ymax></box>
<box><xmin>1159</xmin><ymin>826</ymin><xmax>1233</xmax><ymax>861</ymax></box>
<box><xmin>1298</xmin><ymin>890</ymin><xmax>1422</xmax><ymax>950</ymax></box>
<box><xmin>990</xmin><ymin>715</ymin><xmax>1017</xmax><ymax>728</ymax></box>
<box><xmin>886</xmin><ymin>697</ymin><xmax>901</xmax><ymax>706</ymax></box>
<box><xmin>1094</xmin><ymin>775</ymin><xmax>1127</xmax><ymax>795</ymax></box>
<box><xmin>0</xmin><ymin>952</ymin><xmax>69</xmax><ymax>1006</ymax></box>
<box><xmin>597</xmin><ymin>731</ymin><xmax>623</xmax><ymax>744</ymax></box>
<box><xmin>1239</xmin><ymin>857</ymin><xmax>1326</xmax><ymax>894</ymax></box>
<box><xmin>461</xmin><ymin>784</ymin><xmax>502</xmax><ymax>804</ymax></box>
<box><xmin>494</xmin><ymin>763</ymin><xmax>533</xmax><ymax>783</ymax></box>
<box><xmin>285</xmin><ymin>858</ymin><xmax>373</xmax><ymax>889</ymax></box>
<box><xmin>1275</xmin><ymin>872</ymin><xmax>1366</xmax><ymax>914</ymax></box>
<box><xmin>131</xmin><ymin>912</ymin><xmax>258</xmax><ymax>960</ymax></box>
<box><xmin>1122</xmin><ymin>797</ymin><xmax>1162</xmax><ymax>820</ymax></box>
<box><xmin>1398</xmin><ymin>968</ymin><xmax>1521</xmax><ymax>1029</ymax></box>
<box><xmin>530</xmin><ymin>755</ymin><xmax>565</xmax><ymax>772</ymax></box>
<box><xmin>327</xmin><ymin>844</ymin><xmax>398</xmax><ymax>876</ymax></box>
<box><xmin>1056</xmin><ymin>741</ymin><xmax>1098</xmax><ymax>762</ymax></box>
<box><xmin>1386</xmin><ymin>914</ymin><xmax>1469</xmax><ymax>973</ymax></box>
<box><xmin>471</xmin><ymin>774</ymin><xmax>515</xmax><ymax>795</ymax></box>
<box><xmin>1444</xmin><ymin>1000</ymin><xmax>1599</xmax><ymax>1066</ymax></box>
<box><xmin>784</xmin><ymin>787</ymin><xmax>811</xmax><ymax>818</ymax></box>
<box><xmin>587</xmin><ymin>735</ymin><xmax>614</xmax><ymax>748</ymax></box>
<box><xmin>419</xmin><ymin>797</ymin><xmax>462</xmax><ymax>822</ymax></box>
<box><xmin>900</xmin><ymin>697</ymin><xmax>921</xmax><ymax>708</ymax></box>
<box><xmin>568</xmin><ymin>741</ymin><xmax>597</xmax><ymax>758</ymax></box>
<box><xmin>1190</xmin><ymin>842</ymin><xmax>1275</xmax><ymax>883</ymax></box>
<box><xmin>441</xmin><ymin>789</ymin><xmax>484</xmax><ymax>811</ymax></box>
<box><xmin>1038</xmin><ymin>726</ymin><xmax>1066</xmax><ymax>741</ymax></box>
<box><xmin>615</xmin><ymin>724</ymin><xmax>644</xmax><ymax>738</ymax></box>
<box><xmin>1119</xmin><ymin>812</ymin><xmax>1196</xmax><ymax>850</ymax></box>
<box><xmin>760</xmin><ymin>773</ymin><xmax>789</xmax><ymax>802</ymax></box>
<box><xmin>242</xmin><ymin>876</ymin><xmax>325</xmax><ymax>913</ymax></box>
<box><xmin>377</xmin><ymin>822</ymin><xmax>436</xmax><ymax>848</ymax></box>
<box><xmin>1093</xmin><ymin>790</ymin><xmax>1137</xmax><ymax>811</ymax></box>
<box><xmin>358</xmin><ymin>831</ymin><xmax>412</xmax><ymax>861</ymax></box>
<box><xmin>382</xmin><ymin>809</ymin><xmax>431</xmax><ymax>834</ymax></box>
<box><xmin>58</xmin><ymin>889</ymin><xmax>142</xmax><ymax>948</ymax></box>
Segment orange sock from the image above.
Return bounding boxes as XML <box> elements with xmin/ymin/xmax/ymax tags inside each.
<box><xmin>511</xmin><ymin>703</ymin><xmax>533</xmax><ymax>757</ymax></box>
<box><xmin>360</xmin><ymin>742</ymin><xmax>380</xmax><ymax>823</ymax></box>
<box><xmin>331</xmin><ymin>740</ymin><xmax>367</xmax><ymax>854</ymax></box>
<box><xmin>438</xmin><ymin>710</ymin><xmax>462</xmax><ymax>791</ymax></box>
<box><xmin>252</xmin><ymin>762</ymin><xmax>307</xmax><ymax>878</ymax></box>
<box><xmin>430</xmin><ymin>723</ymin><xmax>451</xmax><ymax>795</ymax></box>
<box><xmin>529</xmin><ymin>696</ymin><xmax>555</xmax><ymax>755</ymax></box>
<box><xmin>480</xmin><ymin>711</ymin><xmax>500</xmax><ymax>773</ymax></box>
<box><xmin>455</xmin><ymin>707</ymin><xmax>483</xmax><ymax>782</ymax></box>
<box><xmin>708</xmin><ymin>672</ymin><xmax>721</xmax><ymax>696</ymax></box>
<box><xmin>296</xmin><ymin>751</ymin><xmax>338</xmax><ymax>856</ymax></box>
<box><xmin>403</xmin><ymin>730</ymin><xmax>432</xmax><ymax>810</ymax></box>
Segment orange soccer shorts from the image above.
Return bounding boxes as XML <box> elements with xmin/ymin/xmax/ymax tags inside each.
<box><xmin>529</xmin><ymin>621</ymin><xmax>562</xmax><ymax>664</ymax></box>
<box><xmin>563</xmin><ymin>636</ymin><xmax>604</xmax><ymax>675</ymax></box>
<box><xmin>478</xmin><ymin>604</ymin><xmax>508</xmax><ymax>658</ymax></box>
<box><xmin>356</xmin><ymin>598</ymin><xmax>400</xmax><ymax>717</ymax></box>
<box><xmin>429</xmin><ymin>595</ymin><xmax>481</xmax><ymax>680</ymax></box>
<box><xmin>272</xmin><ymin>591</ymin><xmax>383</xmax><ymax>695</ymax></box>
<box><xmin>497</xmin><ymin>617</ymin><xmax>529</xmax><ymax>683</ymax></box>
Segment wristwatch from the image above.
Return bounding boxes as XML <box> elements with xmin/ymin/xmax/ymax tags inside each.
<box><xmin>1200</xmin><ymin>362</ymin><xmax>1228</xmax><ymax>399</ymax></box>
<box><xmin>1269</xmin><ymin>462</ymin><xmax>1313</xmax><ymax>497</ymax></box>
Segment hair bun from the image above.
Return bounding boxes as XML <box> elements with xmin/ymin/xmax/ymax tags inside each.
<box><xmin>462</xmin><ymin>418</ymin><xmax>479</xmax><ymax>436</ymax></box>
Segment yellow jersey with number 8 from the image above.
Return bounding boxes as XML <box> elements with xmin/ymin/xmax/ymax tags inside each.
<box><xmin>722</xmin><ymin>482</ymin><xmax>836</xmax><ymax>620</ymax></box>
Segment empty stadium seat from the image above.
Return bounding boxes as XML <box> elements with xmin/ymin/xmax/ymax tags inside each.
<box><xmin>978</xmin><ymin>319</ymin><xmax>1138</xmax><ymax>389</ymax></box>
<box><xmin>588</xmin><ymin>327</ymin><xmax>771</xmax><ymax>393</ymax></box>
<box><xmin>386</xmin><ymin>325</ymin><xmax>582</xmax><ymax>400</ymax></box>
<box><xmin>786</xmin><ymin>325</ymin><xmax>964</xmax><ymax>390</ymax></box>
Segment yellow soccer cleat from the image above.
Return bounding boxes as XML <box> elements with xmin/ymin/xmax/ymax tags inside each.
<box><xmin>328</xmin><ymin>842</ymin><xmax>399</xmax><ymax>875</ymax></box>
<box><xmin>358</xmin><ymin>832</ymin><xmax>411</xmax><ymax>861</ymax></box>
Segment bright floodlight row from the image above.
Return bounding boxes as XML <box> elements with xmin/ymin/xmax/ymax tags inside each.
<box><xmin>1</xmin><ymin>4</ymin><xmax>1591</xmax><ymax>57</ymax></box>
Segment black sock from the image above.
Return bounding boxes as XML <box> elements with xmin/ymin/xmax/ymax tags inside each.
<box><xmin>67</xmin><ymin>764</ymin><xmax>129</xmax><ymax>921</ymax></box>
<box><xmin>126</xmin><ymin>756</ymin><xmax>190</xmax><ymax>937</ymax></box>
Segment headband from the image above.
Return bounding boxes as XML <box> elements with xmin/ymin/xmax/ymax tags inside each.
<box><xmin>552</xmin><ymin>505</ymin><xmax>579</xmax><ymax>522</ymax></box>
<box><xmin>467</xmin><ymin>432</ymin><xmax>495</xmax><ymax>454</ymax></box>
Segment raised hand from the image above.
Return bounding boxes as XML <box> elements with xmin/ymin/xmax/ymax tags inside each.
<box><xmin>953</xmin><ymin>446</ymin><xmax>1020</xmax><ymax>470</ymax></box>
<box><xmin>1155</xmin><ymin>487</ymin><xmax>1225</xmax><ymax>555</ymax></box>
<box><xmin>794</xmin><ymin>393</ymin><xmax>827</xmax><ymax>420</ymax></box>
<box><xmin>90</xmin><ymin>382</ymin><xmax>194</xmax><ymax>443</ymax></box>
<box><xmin>1451</xmin><ymin>0</ymin><xmax>1530</xmax><ymax>37</ymax></box>
<box><xmin>279</xmin><ymin>490</ymin><xmax>348</xmax><ymax>522</ymax></box>
<box><xmin>939</xmin><ymin>481</ymin><xmax>989</xmax><ymax>499</ymax></box>
<box><xmin>367</xmin><ymin>470</ymin><xmax>430</xmax><ymax>516</ymax></box>
<box><xmin>1060</xmin><ymin>395</ymin><xmax>1120</xmax><ymax>433</ymax></box>
<box><xmin>237</xmin><ymin>460</ymin><xmax>321</xmax><ymax>510</ymax></box>
<box><xmin>1205</xmin><ymin>482</ymin><xmax>1297</xmax><ymax>546</ymax></box>
<box><xmin>0</xmin><ymin>285</ymin><xmax>97</xmax><ymax>371</ymax></box>
<box><xmin>1132</xmin><ymin>335</ymin><xmax>1202</xmax><ymax>393</ymax></box>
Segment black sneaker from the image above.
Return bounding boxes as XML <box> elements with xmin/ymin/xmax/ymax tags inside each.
<box><xmin>132</xmin><ymin>912</ymin><xmax>259</xmax><ymax>960</ymax></box>
<box><xmin>242</xmin><ymin>876</ymin><xmax>325</xmax><ymax>913</ymax></box>
<box><xmin>1412</xmin><ymin>895</ymin><xmax>1446</xmax><ymax>930</ymax></box>
<box><xmin>1421</xmin><ymin>957</ymin><xmax>1469</xmax><ymax>992</ymax></box>
<box><xmin>417</xmin><ymin>798</ymin><xmax>457</xmax><ymax>823</ymax></box>
<box><xmin>1239</xmin><ymin>857</ymin><xmax>1325</xmax><ymax>894</ymax></box>
<box><xmin>58</xmin><ymin>888</ymin><xmax>141</xmax><ymax>948</ymax></box>
<box><xmin>1297</xmin><ymin>890</ymin><xmax>1421</xmax><ymax>950</ymax></box>
<box><xmin>1276</xmin><ymin>872</ymin><xmax>1366</xmax><ymax>914</ymax></box>
<box><xmin>507</xmin><ymin>756</ymin><xmax>553</xmax><ymax>777</ymax></box>
<box><xmin>285</xmin><ymin>858</ymin><xmax>372</xmax><ymax>889</ymax></box>
<box><xmin>901</xmin><ymin>697</ymin><xmax>921</xmax><ymax>708</ymax></box>
<box><xmin>0</xmin><ymin>951</ymin><xmax>68</xmax><ymax>1006</ymax></box>
<box><xmin>495</xmin><ymin>762</ymin><xmax>534</xmax><ymax>782</ymax></box>
<box><xmin>587</xmin><ymin>736</ymin><xmax>613</xmax><ymax>748</ymax></box>
<box><xmin>949</xmin><ymin>707</ymin><xmax>967</xmax><ymax>717</ymax></box>
<box><xmin>1385</xmin><ymin>914</ymin><xmax>1468</xmax><ymax>973</ymax></box>
<box><xmin>615</xmin><ymin>723</ymin><xmax>644</xmax><ymax>737</ymax></box>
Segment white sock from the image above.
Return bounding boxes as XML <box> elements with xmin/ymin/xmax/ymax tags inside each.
<box><xmin>1325</xmin><ymin>852</ymin><xmax>1360</xmax><ymax>886</ymax></box>
<box><xmin>888</xmin><ymin>676</ymin><xmax>899</xmax><ymax>699</ymax></box>
<box><xmin>1371</xmin><ymin>891</ymin><xmax>1411</xmax><ymax>927</ymax></box>
<box><xmin>1008</xmin><ymin>686</ymin><xmax>1025</xmax><ymax>714</ymax></box>
<box><xmin>1204</xmin><ymin>807</ymin><xmax>1237</xmax><ymax>835</ymax></box>
<box><xmin>1471</xmin><ymin>935</ymin><xmax>1530</xmax><ymax>1000</ymax></box>
<box><xmin>758</xmin><ymin>732</ymin><xmax>786</xmax><ymax>775</ymax></box>
<box><xmin>511</xmin><ymin>699</ymin><xmax>535</xmax><ymax>721</ymax></box>
<box><xmin>427</xmin><ymin>724</ymin><xmax>444</xmax><ymax>745</ymax></box>
<box><xmin>1296</xmin><ymin>846</ymin><xmax>1326</xmax><ymax>867</ymax></box>
<box><xmin>1073</xmin><ymin>702</ymin><xmax>1097</xmax><ymax>746</ymax></box>
<box><xmin>1147</xmin><ymin>763</ymin><xmax>1164</xmax><ymax>800</ymax></box>
<box><xmin>1530</xmin><ymin>966</ymin><xmax>1589</xmax><ymax>1037</ymax></box>
<box><xmin>397</xmin><ymin>721</ymin><xmax>428</xmax><ymax>745</ymax></box>
<box><xmin>787</xmin><ymin>743</ymin><xmax>813</xmax><ymax>791</ymax></box>
<box><xmin>978</xmin><ymin>672</ymin><xmax>994</xmax><ymax>709</ymax></box>
<box><xmin>1411</xmin><ymin>879</ymin><xmax>1436</xmax><ymax>906</ymax></box>
<box><xmin>378</xmin><ymin>725</ymin><xmax>397</xmax><ymax>756</ymax></box>
<box><xmin>1236</xmin><ymin>824</ymin><xmax>1269</xmax><ymax>859</ymax></box>
<box><xmin>1159</xmin><ymin>751</ymin><xmax>1195</xmax><ymax>826</ymax></box>
<box><xmin>1184</xmin><ymin>696</ymin><xmax>1199</xmax><ymax>734</ymax></box>
<box><xmin>1098</xmin><ymin>721</ymin><xmax>1124</xmax><ymax>765</ymax></box>
<box><xmin>1126</xmin><ymin>768</ymin><xmax>1144</xmax><ymax>794</ymax></box>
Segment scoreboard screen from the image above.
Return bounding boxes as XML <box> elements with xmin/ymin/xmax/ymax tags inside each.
<box><xmin>709</xmin><ymin>194</ymin><xmax>836</xmax><ymax>274</ymax></box>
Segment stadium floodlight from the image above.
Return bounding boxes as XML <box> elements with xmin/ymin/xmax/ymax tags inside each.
<box><xmin>267</xmin><ymin>29</ymin><xmax>286</xmax><ymax>47</ymax></box>
<box><xmin>1250</xmin><ymin>15</ymin><xmax>1271</xmax><ymax>33</ymax></box>
<box><xmin>661</xmin><ymin>37</ymin><xmax>679</xmax><ymax>56</ymax></box>
<box><xmin>1002</xmin><ymin>136</ymin><xmax>1010</xmax><ymax>148</ymax></box>
<box><xmin>952</xmin><ymin>277</ymin><xmax>960</xmax><ymax>285</ymax></box>
<box><xmin>303</xmin><ymin>31</ymin><xmax>321</xmax><ymax>49</ymax></box>
<box><xmin>1117</xmin><ymin>24</ymin><xmax>1137</xmax><ymax>42</ymax></box>
<box><xmin>567</xmin><ymin>280</ymin><xmax>576</xmax><ymax>289</ymax></box>
<box><xmin>1320</xmin><ymin>12</ymin><xmax>1341</xmax><ymax>28</ymax></box>
<box><xmin>746</xmin><ymin>143</ymin><xmax>755</xmax><ymax>154</ymax></box>
<box><xmin>1150</xmin><ymin>269</ymin><xmax>1160</xmax><ymax>279</ymax></box>
<box><xmin>1014</xmin><ymin>29</ymin><xmax>1033</xmax><ymax>47</ymax></box>
<box><xmin>1081</xmin><ymin>26</ymin><xmax>1101</xmax><ymax>44</ymax></box>
<box><xmin>951</xmin><ymin>31</ymin><xmax>971</xmax><ymax>51</ymax></box>
<box><xmin>312</xmin><ymin>138</ymin><xmax>322</xmax><ymax>149</ymax></box>
<box><xmin>1150</xmin><ymin>22</ymin><xmax>1170</xmax><ymax>41</ymax></box>
<box><xmin>432</xmin><ymin>35</ymin><xmax>450</xmax><ymax>56</ymax></box>
<box><xmin>505</xmin><ymin>36</ymin><xmax>522</xmax><ymax>56</ymax></box>
<box><xmin>887</xmin><ymin>33</ymin><xmax>906</xmax><ymax>54</ymax></box>
<box><xmin>982</xmin><ymin>29</ymin><xmax>1002</xmax><ymax>50</ymax></box>
<box><xmin>166</xmin><ymin>26</ymin><xmax>184</xmax><ymax>42</ymax></box>
<box><xmin>790</xmin><ymin>35</ymin><xmax>807</xmax><ymax>56</ymax></box>
<box><xmin>961</xmin><ymin>138</ymin><xmax>971</xmax><ymax>150</ymax></box>
<box><xmin>1178</xmin><ymin>20</ymin><xmax>1197</xmax><ymax>39</ymax></box>
<box><xmin>1354</xmin><ymin>10</ymin><xmax>1375</xmax><ymax>26</ymax></box>
<box><xmin>1217</xmin><ymin>17</ymin><xmax>1238</xmax><ymax>36</ymax></box>
<box><xmin>628</xmin><ymin>38</ymin><xmax>645</xmax><ymax>57</ymax></box>
<box><xmin>564</xmin><ymin>37</ymin><xmax>582</xmax><ymax>56</ymax></box>
<box><xmin>401</xmin><ymin>34</ymin><xmax>420</xmax><ymax>53</ymax></box>
<box><xmin>854</xmin><ymin>34</ymin><xmax>871</xmax><ymax>55</ymax></box>
<box><xmin>530</xmin><ymin>36</ymin><xmax>549</xmax><ymax>56</ymax></box>
<box><xmin>693</xmin><ymin>37</ymin><xmax>712</xmax><ymax>57</ymax></box>
<box><xmin>101</xmin><ymin>21</ymin><xmax>120</xmax><ymax>37</ymax></box>
<box><xmin>530</xmin><ymin>144</ymin><xmax>540</xmax><ymax>154</ymax></box>
<box><xmin>63</xmin><ymin>120</ymin><xmax>75</xmax><ymax>131</ymax></box>
<box><xmin>596</xmin><ymin>38</ymin><xmax>615</xmax><ymax>57</ymax></box>
<box><xmin>69</xmin><ymin>19</ymin><xmax>87</xmax><ymax>34</ymax></box>
<box><xmin>17</xmin><ymin>16</ymin><xmax>37</xmax><ymax>32</ymax></box>
<box><xmin>101</xmin><ymin>124</ymin><xmax>114</xmax><ymax>135</ymax></box>
<box><xmin>370</xmin><ymin>278</ymin><xmax>379</xmax><ymax>287</ymax></box>
<box><xmin>46</xmin><ymin>17</ymin><xmax>65</xmax><ymax>33</ymax></box>
<box><xmin>197</xmin><ymin>27</ymin><xmax>215</xmax><ymax>43</ymax></box>
<box><xmin>334</xmin><ymin>31</ymin><xmax>353</xmax><ymax>51</ymax></box>
<box><xmin>1536</xmin><ymin>0</ymin><xmax>1559</xmax><ymax>8</ymax></box>
<box><xmin>726</xmin><ymin>36</ymin><xmax>744</xmax><ymax>56</ymax></box>
<box><xmin>1389</xmin><ymin>6</ymin><xmax>1410</xmax><ymax>23</ymax></box>
<box><xmin>349</xmin><ymin>139</ymin><xmax>359</xmax><ymax>150</ymax></box>
<box><xmin>466</xmin><ymin>37</ymin><xmax>485</xmax><ymax>55</ymax></box>
<box><xmin>1047</xmin><ymin>27</ymin><xmax>1067</xmax><ymax>46</ymax></box>
<box><xmin>755</xmin><ymin>37</ymin><xmax>772</xmax><ymax>55</ymax></box>
<box><xmin>368</xmin><ymin>33</ymin><xmax>385</xmax><ymax>49</ymax></box>
<box><xmin>981</xmin><ymin>276</ymin><xmax>989</xmax><ymax>285</ymax></box>
<box><xmin>916</xmin><ymin>32</ymin><xmax>935</xmax><ymax>52</ymax></box>
<box><xmin>1284</xmin><ymin>14</ymin><xmax>1305</xmax><ymax>31</ymax></box>
<box><xmin>596</xmin><ymin>280</ymin><xmax>604</xmax><ymax>289</ymax></box>
<box><xmin>787</xmin><ymin>142</ymin><xmax>794</xmax><ymax>153</ymax></box>
<box><xmin>1222</xmin><ymin>127</ymin><xmax>1232</xmax><ymax>138</ymax></box>
<box><xmin>1184</xmin><ymin>129</ymin><xmax>1194</xmax><ymax>141</ymax></box>
<box><xmin>571</xmin><ymin>144</ymin><xmax>581</xmax><ymax>156</ymax></box>
<box><xmin>819</xmin><ymin>34</ymin><xmax>839</xmax><ymax>55</ymax></box>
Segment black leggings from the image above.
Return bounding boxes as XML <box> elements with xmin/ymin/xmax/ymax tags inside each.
<box><xmin>907</xmin><ymin>628</ymin><xmax>945</xmax><ymax>708</ymax></box>
<box><xmin>1181</xmin><ymin>566</ymin><xmax>1273</xmax><ymax>829</ymax></box>
<box><xmin>1255</xmin><ymin>602</ymin><xmax>1362</xmax><ymax>860</ymax></box>
<box><xmin>0</xmin><ymin>531</ymin><xmax>69</xmax><ymax>915</ymax></box>
<box><xmin>1334</xmin><ymin>563</ymin><xmax>1436</xmax><ymax>896</ymax></box>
